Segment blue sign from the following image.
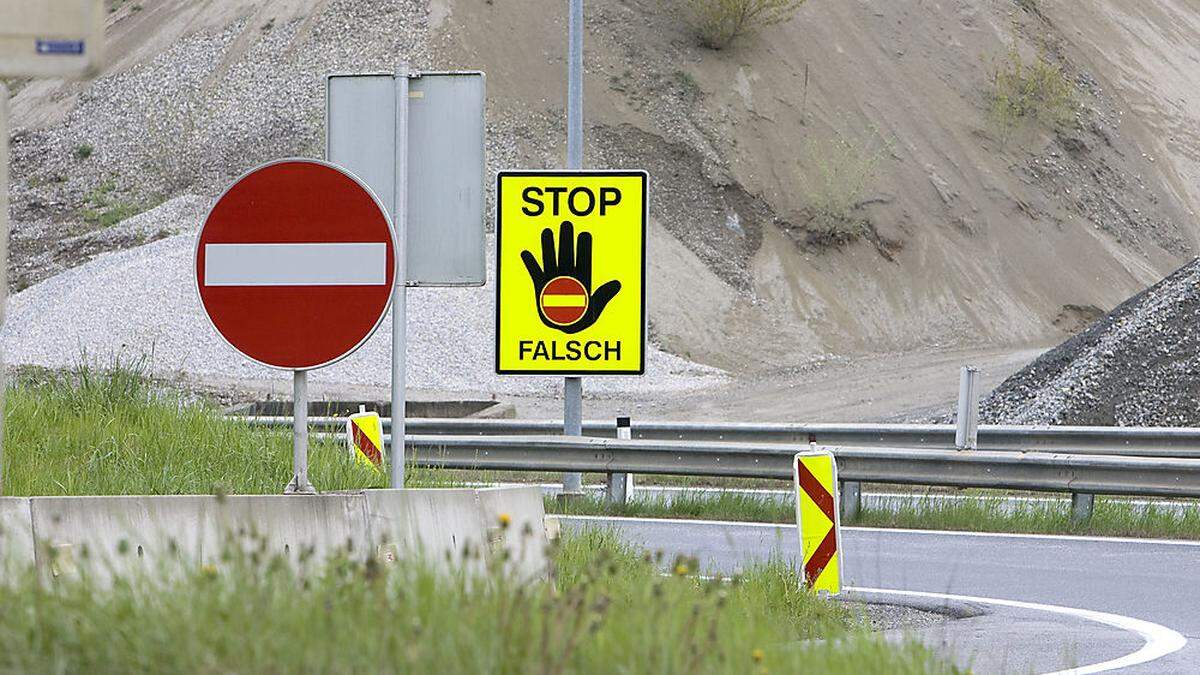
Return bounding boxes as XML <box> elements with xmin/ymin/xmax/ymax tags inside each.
<box><xmin>35</xmin><ymin>40</ymin><xmax>86</xmax><ymax>56</ymax></box>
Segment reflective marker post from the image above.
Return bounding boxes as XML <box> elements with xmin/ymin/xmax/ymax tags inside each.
<box><xmin>562</xmin><ymin>0</ymin><xmax>585</xmax><ymax>496</ymax></box>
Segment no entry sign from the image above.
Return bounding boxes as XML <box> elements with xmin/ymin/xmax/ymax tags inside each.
<box><xmin>195</xmin><ymin>159</ymin><xmax>396</xmax><ymax>370</ymax></box>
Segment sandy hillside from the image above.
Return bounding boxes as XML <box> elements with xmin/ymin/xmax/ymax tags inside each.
<box><xmin>5</xmin><ymin>0</ymin><xmax>1200</xmax><ymax>384</ymax></box>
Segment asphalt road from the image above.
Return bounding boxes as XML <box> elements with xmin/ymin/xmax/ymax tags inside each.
<box><xmin>561</xmin><ymin>516</ymin><xmax>1199</xmax><ymax>674</ymax></box>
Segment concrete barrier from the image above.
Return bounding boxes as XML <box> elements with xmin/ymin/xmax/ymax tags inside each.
<box><xmin>0</xmin><ymin>497</ymin><xmax>34</xmax><ymax>572</ymax></box>
<box><xmin>16</xmin><ymin>488</ymin><xmax>539</xmax><ymax>582</ymax></box>
<box><xmin>29</xmin><ymin>494</ymin><xmax>368</xmax><ymax>581</ymax></box>
<box><xmin>475</xmin><ymin>486</ymin><xmax>548</xmax><ymax>580</ymax></box>
<box><xmin>364</xmin><ymin>489</ymin><xmax>491</xmax><ymax>574</ymax></box>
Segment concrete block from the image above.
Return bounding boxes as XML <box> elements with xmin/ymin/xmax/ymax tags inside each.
<box><xmin>475</xmin><ymin>486</ymin><xmax>548</xmax><ymax>580</ymax></box>
<box><xmin>0</xmin><ymin>497</ymin><xmax>35</xmax><ymax>573</ymax></box>
<box><xmin>29</xmin><ymin>494</ymin><xmax>368</xmax><ymax>581</ymax></box>
<box><xmin>364</xmin><ymin>489</ymin><xmax>490</xmax><ymax>573</ymax></box>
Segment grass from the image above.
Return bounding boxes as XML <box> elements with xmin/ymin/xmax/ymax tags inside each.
<box><xmin>0</xmin><ymin>362</ymin><xmax>417</xmax><ymax>496</ymax></box>
<box><xmin>987</xmin><ymin>45</ymin><xmax>1074</xmax><ymax>135</ymax></box>
<box><xmin>857</xmin><ymin>495</ymin><xmax>1200</xmax><ymax>539</ymax></box>
<box><xmin>797</xmin><ymin>132</ymin><xmax>887</xmax><ymax>244</ymax></box>
<box><xmin>80</xmin><ymin>180</ymin><xmax>156</xmax><ymax>228</ymax></box>
<box><xmin>0</xmin><ymin>525</ymin><xmax>955</xmax><ymax>673</ymax></box>
<box><xmin>547</xmin><ymin>491</ymin><xmax>1200</xmax><ymax>539</ymax></box>
<box><xmin>553</xmin><ymin>490</ymin><xmax>795</xmax><ymax>523</ymax></box>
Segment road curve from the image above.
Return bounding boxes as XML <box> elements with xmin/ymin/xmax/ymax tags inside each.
<box><xmin>561</xmin><ymin>516</ymin><xmax>1197</xmax><ymax>674</ymax></box>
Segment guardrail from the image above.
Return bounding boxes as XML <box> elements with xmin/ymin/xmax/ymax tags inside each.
<box><xmin>402</xmin><ymin>434</ymin><xmax>1200</xmax><ymax>500</ymax></box>
<box><xmin>242</xmin><ymin>416</ymin><xmax>1200</xmax><ymax>458</ymax></box>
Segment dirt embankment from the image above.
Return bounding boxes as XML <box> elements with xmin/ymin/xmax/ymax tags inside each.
<box><xmin>6</xmin><ymin>0</ymin><xmax>1200</xmax><ymax>378</ymax></box>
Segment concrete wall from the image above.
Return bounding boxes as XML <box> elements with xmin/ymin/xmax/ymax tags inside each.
<box><xmin>475</xmin><ymin>486</ymin><xmax>548</xmax><ymax>580</ymax></box>
<box><xmin>0</xmin><ymin>497</ymin><xmax>34</xmax><ymax>573</ymax></box>
<box><xmin>5</xmin><ymin>487</ymin><xmax>544</xmax><ymax>582</ymax></box>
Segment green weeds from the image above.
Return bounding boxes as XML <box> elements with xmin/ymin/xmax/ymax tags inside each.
<box><xmin>0</xmin><ymin>526</ymin><xmax>954</xmax><ymax>673</ymax></box>
<box><xmin>548</xmin><ymin>489</ymin><xmax>1200</xmax><ymax>539</ymax></box>
<box><xmin>987</xmin><ymin>45</ymin><xmax>1074</xmax><ymax>135</ymax></box>
<box><xmin>2</xmin><ymin>361</ymin><xmax>395</xmax><ymax>495</ymax></box>
<box><xmin>80</xmin><ymin>180</ymin><xmax>156</xmax><ymax>227</ymax></box>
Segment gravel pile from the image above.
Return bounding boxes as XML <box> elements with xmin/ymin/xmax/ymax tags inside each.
<box><xmin>980</xmin><ymin>258</ymin><xmax>1200</xmax><ymax>426</ymax></box>
<box><xmin>0</xmin><ymin>199</ymin><xmax>722</xmax><ymax>395</ymax></box>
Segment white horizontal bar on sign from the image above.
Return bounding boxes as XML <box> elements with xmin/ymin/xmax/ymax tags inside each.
<box><xmin>204</xmin><ymin>243</ymin><xmax>388</xmax><ymax>286</ymax></box>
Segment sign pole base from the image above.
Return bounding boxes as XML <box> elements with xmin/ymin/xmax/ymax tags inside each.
<box><xmin>285</xmin><ymin>369</ymin><xmax>316</xmax><ymax>495</ymax></box>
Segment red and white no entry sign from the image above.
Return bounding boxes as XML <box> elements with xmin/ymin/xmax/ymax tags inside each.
<box><xmin>195</xmin><ymin>159</ymin><xmax>396</xmax><ymax>371</ymax></box>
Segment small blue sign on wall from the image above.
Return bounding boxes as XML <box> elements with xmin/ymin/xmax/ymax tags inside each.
<box><xmin>36</xmin><ymin>40</ymin><xmax>86</xmax><ymax>56</ymax></box>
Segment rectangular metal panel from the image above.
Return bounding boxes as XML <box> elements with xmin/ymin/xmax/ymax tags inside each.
<box><xmin>326</xmin><ymin>75</ymin><xmax>396</xmax><ymax>214</ymax></box>
<box><xmin>0</xmin><ymin>0</ymin><xmax>105</xmax><ymax>78</ymax></box>
<box><xmin>406</xmin><ymin>72</ymin><xmax>486</xmax><ymax>286</ymax></box>
<box><xmin>326</xmin><ymin>72</ymin><xmax>486</xmax><ymax>287</ymax></box>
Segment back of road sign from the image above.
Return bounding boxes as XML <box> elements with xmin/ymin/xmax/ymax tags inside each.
<box><xmin>495</xmin><ymin>170</ymin><xmax>647</xmax><ymax>375</ymax></box>
<box><xmin>793</xmin><ymin>449</ymin><xmax>842</xmax><ymax>595</ymax></box>
<box><xmin>326</xmin><ymin>71</ymin><xmax>486</xmax><ymax>287</ymax></box>
<box><xmin>0</xmin><ymin>0</ymin><xmax>105</xmax><ymax>78</ymax></box>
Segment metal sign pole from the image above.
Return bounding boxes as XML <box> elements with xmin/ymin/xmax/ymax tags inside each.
<box><xmin>562</xmin><ymin>0</ymin><xmax>585</xmax><ymax>496</ymax></box>
<box><xmin>287</xmin><ymin>369</ymin><xmax>313</xmax><ymax>493</ymax></box>
<box><xmin>391</xmin><ymin>64</ymin><xmax>411</xmax><ymax>489</ymax></box>
<box><xmin>0</xmin><ymin>83</ymin><xmax>9</xmax><ymax>496</ymax></box>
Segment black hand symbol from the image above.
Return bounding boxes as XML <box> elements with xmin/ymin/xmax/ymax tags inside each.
<box><xmin>521</xmin><ymin>220</ymin><xmax>621</xmax><ymax>334</ymax></box>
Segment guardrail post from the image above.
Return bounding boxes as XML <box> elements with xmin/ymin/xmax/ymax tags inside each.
<box><xmin>1070</xmin><ymin>492</ymin><xmax>1094</xmax><ymax>523</ymax></box>
<box><xmin>955</xmin><ymin>366</ymin><xmax>979</xmax><ymax>450</ymax></box>
<box><xmin>606</xmin><ymin>416</ymin><xmax>633</xmax><ymax>504</ymax></box>
<box><xmin>839</xmin><ymin>480</ymin><xmax>861</xmax><ymax>521</ymax></box>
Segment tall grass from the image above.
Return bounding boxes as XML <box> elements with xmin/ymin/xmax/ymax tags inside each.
<box><xmin>1</xmin><ymin>363</ymin><xmax>400</xmax><ymax>495</ymax></box>
<box><xmin>549</xmin><ymin>491</ymin><xmax>1200</xmax><ymax>539</ymax></box>
<box><xmin>0</xmin><ymin>526</ymin><xmax>955</xmax><ymax>673</ymax></box>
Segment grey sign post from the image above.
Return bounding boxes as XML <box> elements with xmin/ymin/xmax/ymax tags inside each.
<box><xmin>0</xmin><ymin>84</ymin><xmax>8</xmax><ymax>495</ymax></box>
<box><xmin>562</xmin><ymin>0</ymin><xmax>586</xmax><ymax>495</ymax></box>
<box><xmin>327</xmin><ymin>69</ymin><xmax>486</xmax><ymax>488</ymax></box>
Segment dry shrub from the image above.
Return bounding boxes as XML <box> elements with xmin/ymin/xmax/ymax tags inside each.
<box><xmin>988</xmin><ymin>45</ymin><xmax>1074</xmax><ymax>133</ymax></box>
<box><xmin>683</xmin><ymin>0</ymin><xmax>806</xmax><ymax>49</ymax></box>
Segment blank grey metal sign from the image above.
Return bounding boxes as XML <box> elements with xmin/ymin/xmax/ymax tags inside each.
<box><xmin>326</xmin><ymin>71</ymin><xmax>486</xmax><ymax>287</ymax></box>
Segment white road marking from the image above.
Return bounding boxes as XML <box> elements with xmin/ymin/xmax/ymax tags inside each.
<box><xmin>851</xmin><ymin>587</ymin><xmax>1187</xmax><ymax>675</ymax></box>
<box><xmin>204</xmin><ymin>242</ymin><xmax>388</xmax><ymax>286</ymax></box>
<box><xmin>557</xmin><ymin>514</ymin><xmax>1200</xmax><ymax>547</ymax></box>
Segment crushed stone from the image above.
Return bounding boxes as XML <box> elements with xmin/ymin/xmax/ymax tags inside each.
<box><xmin>1</xmin><ymin>199</ymin><xmax>722</xmax><ymax>396</ymax></box>
<box><xmin>980</xmin><ymin>258</ymin><xmax>1200</xmax><ymax>426</ymax></box>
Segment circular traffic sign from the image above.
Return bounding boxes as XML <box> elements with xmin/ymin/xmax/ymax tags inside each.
<box><xmin>195</xmin><ymin>159</ymin><xmax>396</xmax><ymax>370</ymax></box>
<box><xmin>539</xmin><ymin>275</ymin><xmax>589</xmax><ymax>326</ymax></box>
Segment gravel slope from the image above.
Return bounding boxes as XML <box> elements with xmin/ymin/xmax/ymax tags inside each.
<box><xmin>980</xmin><ymin>258</ymin><xmax>1200</xmax><ymax>426</ymax></box>
<box><xmin>0</xmin><ymin>198</ymin><xmax>721</xmax><ymax>396</ymax></box>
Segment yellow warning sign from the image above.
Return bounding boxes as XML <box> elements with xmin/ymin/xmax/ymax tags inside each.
<box><xmin>495</xmin><ymin>171</ymin><xmax>647</xmax><ymax>374</ymax></box>
<box><xmin>346</xmin><ymin>409</ymin><xmax>384</xmax><ymax>469</ymax></box>
<box><xmin>793</xmin><ymin>450</ymin><xmax>842</xmax><ymax>595</ymax></box>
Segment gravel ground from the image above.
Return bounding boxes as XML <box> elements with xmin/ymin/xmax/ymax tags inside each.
<box><xmin>0</xmin><ymin>198</ymin><xmax>721</xmax><ymax>396</ymax></box>
<box><xmin>854</xmin><ymin>602</ymin><xmax>955</xmax><ymax>633</ymax></box>
<box><xmin>980</xmin><ymin>258</ymin><xmax>1200</xmax><ymax>425</ymax></box>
